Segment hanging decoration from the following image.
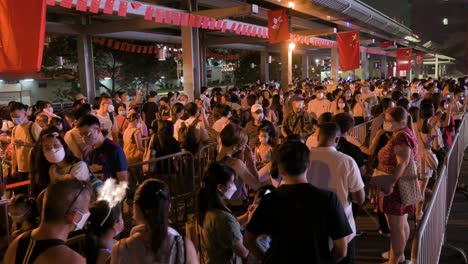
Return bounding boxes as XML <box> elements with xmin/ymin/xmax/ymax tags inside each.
<box><xmin>92</xmin><ymin>36</ymin><xmax>183</xmax><ymax>56</ymax></box>
<box><xmin>415</xmin><ymin>51</ymin><xmax>424</xmax><ymax>65</ymax></box>
<box><xmin>396</xmin><ymin>48</ymin><xmax>412</xmax><ymax>71</ymax></box>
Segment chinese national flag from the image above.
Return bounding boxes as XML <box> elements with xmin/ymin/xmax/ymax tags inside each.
<box><xmin>415</xmin><ymin>51</ymin><xmax>424</xmax><ymax>65</ymax></box>
<box><xmin>0</xmin><ymin>0</ymin><xmax>47</xmax><ymax>73</ymax></box>
<box><xmin>397</xmin><ymin>48</ymin><xmax>412</xmax><ymax>71</ymax></box>
<box><xmin>268</xmin><ymin>9</ymin><xmax>289</xmax><ymax>44</ymax></box>
<box><xmin>337</xmin><ymin>31</ymin><xmax>360</xmax><ymax>71</ymax></box>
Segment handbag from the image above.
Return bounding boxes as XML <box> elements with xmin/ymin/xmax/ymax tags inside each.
<box><xmin>370</xmin><ymin>169</ymin><xmax>395</xmax><ymax>189</ymax></box>
<box><xmin>397</xmin><ymin>151</ymin><xmax>423</xmax><ymax>206</ymax></box>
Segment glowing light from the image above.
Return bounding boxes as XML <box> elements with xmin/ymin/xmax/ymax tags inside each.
<box><xmin>98</xmin><ymin>179</ymin><xmax>128</xmax><ymax>208</ymax></box>
<box><xmin>104</xmin><ymin>77</ymin><xmax>111</xmax><ymax>80</ymax></box>
<box><xmin>346</xmin><ymin>22</ymin><xmax>350</xmax><ymax>28</ymax></box>
<box><xmin>22</xmin><ymin>79</ymin><xmax>34</xmax><ymax>82</ymax></box>
<box><xmin>288</xmin><ymin>42</ymin><xmax>296</xmax><ymax>51</ymax></box>
<box><xmin>442</xmin><ymin>18</ymin><xmax>448</xmax><ymax>25</ymax></box>
<box><xmin>288</xmin><ymin>1</ymin><xmax>295</xmax><ymax>8</ymax></box>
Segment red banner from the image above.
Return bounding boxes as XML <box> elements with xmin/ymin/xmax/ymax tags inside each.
<box><xmin>415</xmin><ymin>51</ymin><xmax>424</xmax><ymax>65</ymax></box>
<box><xmin>380</xmin><ymin>41</ymin><xmax>394</xmax><ymax>49</ymax></box>
<box><xmin>268</xmin><ymin>9</ymin><xmax>289</xmax><ymax>44</ymax></box>
<box><xmin>89</xmin><ymin>0</ymin><xmax>101</xmax><ymax>13</ymax></box>
<box><xmin>397</xmin><ymin>48</ymin><xmax>412</xmax><ymax>71</ymax></box>
<box><xmin>337</xmin><ymin>31</ymin><xmax>360</xmax><ymax>71</ymax></box>
<box><xmin>0</xmin><ymin>0</ymin><xmax>47</xmax><ymax>73</ymax></box>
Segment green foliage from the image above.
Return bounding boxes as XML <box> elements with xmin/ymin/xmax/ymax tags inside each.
<box><xmin>233</xmin><ymin>51</ymin><xmax>260</xmax><ymax>85</ymax></box>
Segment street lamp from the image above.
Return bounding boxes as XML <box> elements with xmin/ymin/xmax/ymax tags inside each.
<box><xmin>288</xmin><ymin>42</ymin><xmax>296</xmax><ymax>51</ymax></box>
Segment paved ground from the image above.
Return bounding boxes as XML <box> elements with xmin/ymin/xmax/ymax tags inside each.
<box><xmin>355</xmin><ymin>152</ymin><xmax>468</xmax><ymax>264</ymax></box>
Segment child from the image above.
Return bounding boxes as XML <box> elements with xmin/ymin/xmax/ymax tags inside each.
<box><xmin>8</xmin><ymin>194</ymin><xmax>39</xmax><ymax>241</ymax></box>
<box><xmin>255</xmin><ymin>128</ymin><xmax>273</xmax><ymax>169</ymax></box>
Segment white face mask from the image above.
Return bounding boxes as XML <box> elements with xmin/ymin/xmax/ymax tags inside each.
<box><xmin>44</xmin><ymin>147</ymin><xmax>66</xmax><ymax>163</ymax></box>
<box><xmin>317</xmin><ymin>93</ymin><xmax>324</xmax><ymax>99</ymax></box>
<box><xmin>107</xmin><ymin>105</ymin><xmax>115</xmax><ymax>113</ymax></box>
<box><xmin>118</xmin><ymin>111</ymin><xmax>127</xmax><ymax>116</ymax></box>
<box><xmin>338</xmin><ymin>103</ymin><xmax>346</xmax><ymax>109</ymax></box>
<box><xmin>47</xmin><ymin>107</ymin><xmax>54</xmax><ymax>113</ymax></box>
<box><xmin>224</xmin><ymin>184</ymin><xmax>237</xmax><ymax>199</ymax></box>
<box><xmin>12</xmin><ymin>117</ymin><xmax>25</xmax><ymax>125</ymax></box>
<box><xmin>74</xmin><ymin>211</ymin><xmax>91</xmax><ymax>231</ymax></box>
<box><xmin>383</xmin><ymin>121</ymin><xmax>394</xmax><ymax>132</ymax></box>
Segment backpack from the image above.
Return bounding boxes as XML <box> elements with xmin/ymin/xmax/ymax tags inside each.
<box><xmin>178</xmin><ymin>119</ymin><xmax>200</xmax><ymax>153</ymax></box>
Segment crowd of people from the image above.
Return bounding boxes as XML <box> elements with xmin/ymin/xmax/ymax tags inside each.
<box><xmin>0</xmin><ymin>75</ymin><xmax>467</xmax><ymax>263</ymax></box>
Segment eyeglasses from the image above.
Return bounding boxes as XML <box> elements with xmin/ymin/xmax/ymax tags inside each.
<box><xmin>65</xmin><ymin>182</ymin><xmax>86</xmax><ymax>215</ymax></box>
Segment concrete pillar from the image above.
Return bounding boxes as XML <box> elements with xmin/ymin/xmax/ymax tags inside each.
<box><xmin>301</xmin><ymin>54</ymin><xmax>310</xmax><ymax>80</ymax></box>
<box><xmin>380</xmin><ymin>56</ymin><xmax>388</xmax><ymax>79</ymax></box>
<box><xmin>331</xmin><ymin>47</ymin><xmax>339</xmax><ymax>83</ymax></box>
<box><xmin>434</xmin><ymin>55</ymin><xmax>439</xmax><ymax>79</ymax></box>
<box><xmin>260</xmin><ymin>50</ymin><xmax>269</xmax><ymax>82</ymax></box>
<box><xmin>280</xmin><ymin>42</ymin><xmax>292</xmax><ymax>90</ymax></box>
<box><xmin>181</xmin><ymin>27</ymin><xmax>201</xmax><ymax>101</ymax></box>
<box><xmin>360</xmin><ymin>51</ymin><xmax>369</xmax><ymax>80</ymax></box>
<box><xmin>77</xmin><ymin>16</ymin><xmax>96</xmax><ymax>102</ymax></box>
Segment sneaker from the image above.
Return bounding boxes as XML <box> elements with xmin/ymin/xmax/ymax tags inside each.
<box><xmin>355</xmin><ymin>230</ymin><xmax>365</xmax><ymax>237</ymax></box>
<box><xmin>378</xmin><ymin>229</ymin><xmax>391</xmax><ymax>238</ymax></box>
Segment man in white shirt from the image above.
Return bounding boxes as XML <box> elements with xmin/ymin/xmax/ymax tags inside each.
<box><xmin>182</xmin><ymin>102</ymin><xmax>210</xmax><ymax>151</ymax></box>
<box><xmin>307</xmin><ymin>86</ymin><xmax>331</xmax><ymax>120</ymax></box>
<box><xmin>94</xmin><ymin>94</ymin><xmax>119</xmax><ymax>144</ymax></box>
<box><xmin>308</xmin><ymin>122</ymin><xmax>365</xmax><ymax>264</ymax></box>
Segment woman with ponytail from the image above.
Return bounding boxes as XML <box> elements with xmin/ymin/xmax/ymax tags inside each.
<box><xmin>85</xmin><ymin>201</ymin><xmax>124</xmax><ymax>264</ymax></box>
<box><xmin>196</xmin><ymin>162</ymin><xmax>250</xmax><ymax>264</ymax></box>
<box><xmin>8</xmin><ymin>194</ymin><xmax>39</xmax><ymax>241</ymax></box>
<box><xmin>111</xmin><ymin>179</ymin><xmax>198</xmax><ymax>264</ymax></box>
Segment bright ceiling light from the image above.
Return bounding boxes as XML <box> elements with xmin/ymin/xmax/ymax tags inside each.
<box><xmin>288</xmin><ymin>1</ymin><xmax>295</xmax><ymax>8</ymax></box>
<box><xmin>442</xmin><ymin>18</ymin><xmax>448</xmax><ymax>25</ymax></box>
<box><xmin>288</xmin><ymin>42</ymin><xmax>296</xmax><ymax>51</ymax></box>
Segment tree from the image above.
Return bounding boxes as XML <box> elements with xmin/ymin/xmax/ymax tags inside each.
<box><xmin>233</xmin><ymin>51</ymin><xmax>260</xmax><ymax>85</ymax></box>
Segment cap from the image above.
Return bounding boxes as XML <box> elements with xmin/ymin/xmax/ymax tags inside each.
<box><xmin>290</xmin><ymin>95</ymin><xmax>304</xmax><ymax>102</ymax></box>
<box><xmin>251</xmin><ymin>104</ymin><xmax>263</xmax><ymax>113</ymax></box>
<box><xmin>75</xmin><ymin>93</ymin><xmax>87</xmax><ymax>101</ymax></box>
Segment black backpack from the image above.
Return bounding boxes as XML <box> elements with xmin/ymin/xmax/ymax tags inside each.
<box><xmin>178</xmin><ymin>119</ymin><xmax>200</xmax><ymax>153</ymax></box>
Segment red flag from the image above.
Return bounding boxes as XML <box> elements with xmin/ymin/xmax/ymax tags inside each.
<box><xmin>188</xmin><ymin>14</ymin><xmax>196</xmax><ymax>27</ymax></box>
<box><xmin>148</xmin><ymin>46</ymin><xmax>154</xmax><ymax>54</ymax></box>
<box><xmin>337</xmin><ymin>31</ymin><xmax>360</xmax><ymax>71</ymax></box>
<box><xmin>143</xmin><ymin>46</ymin><xmax>148</xmax><ymax>54</ymax></box>
<box><xmin>0</xmin><ymin>0</ymin><xmax>47</xmax><ymax>73</ymax></box>
<box><xmin>251</xmin><ymin>27</ymin><xmax>257</xmax><ymax>37</ymax></box>
<box><xmin>397</xmin><ymin>48</ymin><xmax>412</xmax><ymax>71</ymax></box>
<box><xmin>180</xmin><ymin>13</ymin><xmax>189</xmax><ymax>26</ymax></box>
<box><xmin>99</xmin><ymin>38</ymin><xmax>106</xmax><ymax>45</ymax></box>
<box><xmin>155</xmin><ymin>8</ymin><xmax>163</xmax><ymax>23</ymax></box>
<box><xmin>125</xmin><ymin>44</ymin><xmax>131</xmax><ymax>52</ymax></box>
<box><xmin>118</xmin><ymin>1</ymin><xmax>128</xmax><ymax>17</ymax></box>
<box><xmin>415</xmin><ymin>51</ymin><xmax>424</xmax><ymax>65</ymax></box>
<box><xmin>89</xmin><ymin>0</ymin><xmax>101</xmax><ymax>13</ymax></box>
<box><xmin>165</xmin><ymin>10</ymin><xmax>173</xmax><ymax>24</ymax></box>
<box><xmin>46</xmin><ymin>0</ymin><xmax>55</xmax><ymax>6</ymax></box>
<box><xmin>113</xmin><ymin>41</ymin><xmax>121</xmax><ymax>50</ymax></box>
<box><xmin>92</xmin><ymin>36</ymin><xmax>100</xmax><ymax>43</ymax></box>
<box><xmin>60</xmin><ymin>0</ymin><xmax>73</xmax><ymax>8</ymax></box>
<box><xmin>380</xmin><ymin>41</ymin><xmax>394</xmax><ymax>49</ymax></box>
<box><xmin>103</xmin><ymin>0</ymin><xmax>114</xmax><ymax>14</ymax></box>
<box><xmin>76</xmin><ymin>0</ymin><xmax>87</xmax><ymax>11</ymax></box>
<box><xmin>221</xmin><ymin>21</ymin><xmax>227</xmax><ymax>33</ymax></box>
<box><xmin>172</xmin><ymin>12</ymin><xmax>181</xmax><ymax>25</ymax></box>
<box><xmin>268</xmin><ymin>9</ymin><xmax>289</xmax><ymax>44</ymax></box>
<box><xmin>130</xmin><ymin>3</ymin><xmax>141</xmax><ymax>9</ymax></box>
<box><xmin>194</xmin><ymin>15</ymin><xmax>202</xmax><ymax>28</ymax></box>
<box><xmin>106</xmin><ymin>39</ymin><xmax>113</xmax><ymax>48</ymax></box>
<box><xmin>144</xmin><ymin>6</ymin><xmax>153</xmax><ymax>20</ymax></box>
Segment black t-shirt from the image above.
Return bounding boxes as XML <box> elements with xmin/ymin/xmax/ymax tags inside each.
<box><xmin>337</xmin><ymin>137</ymin><xmax>365</xmax><ymax>167</ymax></box>
<box><xmin>142</xmin><ymin>101</ymin><xmax>159</xmax><ymax>126</ymax></box>
<box><xmin>246</xmin><ymin>183</ymin><xmax>352</xmax><ymax>264</ymax></box>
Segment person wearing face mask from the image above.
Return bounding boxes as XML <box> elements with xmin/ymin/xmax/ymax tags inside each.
<box><xmin>281</xmin><ymin>96</ymin><xmax>314</xmax><ymax>139</ymax></box>
<box><xmin>244</xmin><ymin>104</ymin><xmax>276</xmax><ymax>150</ymax></box>
<box><xmin>30</xmin><ymin>128</ymin><xmax>90</xmax><ymax>198</ymax></box>
<box><xmin>85</xmin><ymin>201</ymin><xmax>124</xmax><ymax>264</ymax></box>
<box><xmin>196</xmin><ymin>162</ymin><xmax>250</xmax><ymax>264</ymax></box>
<box><xmin>36</xmin><ymin>101</ymin><xmax>60</xmax><ymax>122</ymax></box>
<box><xmin>3</xmin><ymin>179</ymin><xmax>92</xmax><ymax>264</ymax></box>
<box><xmin>123</xmin><ymin>113</ymin><xmax>144</xmax><ymax>164</ymax></box>
<box><xmin>307</xmin><ymin>86</ymin><xmax>331</xmax><ymax>120</ymax></box>
<box><xmin>141</xmin><ymin>91</ymin><xmax>159</xmax><ymax>131</ymax></box>
<box><xmin>112</xmin><ymin>179</ymin><xmax>198</xmax><ymax>264</ymax></box>
<box><xmin>9</xmin><ymin>102</ymin><xmax>42</xmax><ymax>197</ymax></box>
<box><xmin>115</xmin><ymin>104</ymin><xmax>128</xmax><ymax>138</ymax></box>
<box><xmin>94</xmin><ymin>94</ymin><xmax>119</xmax><ymax>144</ymax></box>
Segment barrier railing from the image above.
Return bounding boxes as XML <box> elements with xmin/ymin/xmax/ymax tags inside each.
<box><xmin>349</xmin><ymin>119</ymin><xmax>373</xmax><ymax>146</ymax></box>
<box><xmin>411</xmin><ymin>114</ymin><xmax>468</xmax><ymax>264</ymax></box>
<box><xmin>196</xmin><ymin>143</ymin><xmax>218</xmax><ymax>188</ymax></box>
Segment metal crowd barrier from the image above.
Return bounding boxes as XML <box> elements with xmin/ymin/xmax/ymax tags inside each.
<box><xmin>196</xmin><ymin>143</ymin><xmax>218</xmax><ymax>188</ymax></box>
<box><xmin>349</xmin><ymin>119</ymin><xmax>373</xmax><ymax>146</ymax></box>
<box><xmin>411</xmin><ymin>114</ymin><xmax>468</xmax><ymax>264</ymax></box>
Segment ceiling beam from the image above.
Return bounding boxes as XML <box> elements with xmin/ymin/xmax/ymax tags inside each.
<box><xmin>361</xmin><ymin>39</ymin><xmax>375</xmax><ymax>45</ymax></box>
<box><xmin>81</xmin><ymin>19</ymin><xmax>167</xmax><ymax>35</ymax></box>
<box><xmin>205</xmin><ymin>35</ymin><xmax>266</xmax><ymax>46</ymax></box>
<box><xmin>294</xmin><ymin>28</ymin><xmax>337</xmax><ymax>37</ymax></box>
<box><xmin>193</xmin><ymin>4</ymin><xmax>257</xmax><ymax>19</ymax></box>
